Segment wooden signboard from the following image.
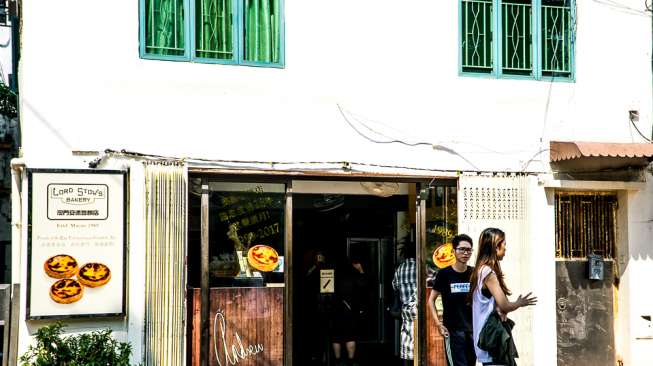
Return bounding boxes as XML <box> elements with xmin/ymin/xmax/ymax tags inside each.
<box><xmin>192</xmin><ymin>287</ymin><xmax>283</xmax><ymax>366</ymax></box>
<box><xmin>425</xmin><ymin>288</ymin><xmax>447</xmax><ymax>366</ymax></box>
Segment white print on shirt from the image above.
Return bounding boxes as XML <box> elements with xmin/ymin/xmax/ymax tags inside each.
<box><xmin>450</xmin><ymin>282</ymin><xmax>470</xmax><ymax>293</ymax></box>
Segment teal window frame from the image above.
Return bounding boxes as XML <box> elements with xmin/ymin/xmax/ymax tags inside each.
<box><xmin>139</xmin><ymin>0</ymin><xmax>285</xmax><ymax>68</ymax></box>
<box><xmin>459</xmin><ymin>0</ymin><xmax>575</xmax><ymax>81</ymax></box>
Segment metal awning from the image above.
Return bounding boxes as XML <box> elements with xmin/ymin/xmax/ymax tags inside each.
<box><xmin>550</xmin><ymin>141</ymin><xmax>653</xmax><ymax>162</ymax></box>
<box><xmin>550</xmin><ymin>141</ymin><xmax>653</xmax><ymax>175</ymax></box>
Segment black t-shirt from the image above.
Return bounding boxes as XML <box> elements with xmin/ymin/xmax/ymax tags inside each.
<box><xmin>431</xmin><ymin>266</ymin><xmax>473</xmax><ymax>332</ymax></box>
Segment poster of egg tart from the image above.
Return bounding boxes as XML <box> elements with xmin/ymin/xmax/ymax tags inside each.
<box><xmin>433</xmin><ymin>243</ymin><xmax>456</xmax><ymax>269</ymax></box>
<box><xmin>28</xmin><ymin>170</ymin><xmax>126</xmax><ymax>319</ymax></box>
<box><xmin>247</xmin><ymin>245</ymin><xmax>280</xmax><ymax>272</ymax></box>
<box><xmin>43</xmin><ymin>254</ymin><xmax>79</xmax><ymax>279</ymax></box>
<box><xmin>49</xmin><ymin>278</ymin><xmax>84</xmax><ymax>304</ymax></box>
<box><xmin>77</xmin><ymin>263</ymin><xmax>112</xmax><ymax>288</ymax></box>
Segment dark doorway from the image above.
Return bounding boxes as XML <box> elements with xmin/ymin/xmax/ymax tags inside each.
<box><xmin>292</xmin><ymin>193</ymin><xmax>410</xmax><ymax>366</ymax></box>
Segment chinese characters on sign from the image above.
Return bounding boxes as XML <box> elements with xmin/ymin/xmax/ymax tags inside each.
<box><xmin>27</xmin><ymin>170</ymin><xmax>127</xmax><ymax>319</ymax></box>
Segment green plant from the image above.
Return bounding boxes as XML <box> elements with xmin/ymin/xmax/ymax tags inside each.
<box><xmin>0</xmin><ymin>83</ymin><xmax>17</xmax><ymax>119</ymax></box>
<box><xmin>20</xmin><ymin>322</ymin><xmax>139</xmax><ymax>366</ymax></box>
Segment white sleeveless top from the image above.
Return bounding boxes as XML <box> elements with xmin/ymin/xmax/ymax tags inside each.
<box><xmin>472</xmin><ymin>265</ymin><xmax>496</xmax><ymax>363</ymax></box>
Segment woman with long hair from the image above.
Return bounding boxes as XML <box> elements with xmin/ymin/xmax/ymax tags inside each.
<box><xmin>469</xmin><ymin>228</ymin><xmax>537</xmax><ymax>365</ymax></box>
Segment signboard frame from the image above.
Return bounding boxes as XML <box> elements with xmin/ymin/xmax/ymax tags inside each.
<box><xmin>26</xmin><ymin>168</ymin><xmax>128</xmax><ymax>320</ymax></box>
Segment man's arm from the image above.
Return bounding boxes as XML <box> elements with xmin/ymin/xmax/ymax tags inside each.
<box><xmin>428</xmin><ymin>289</ymin><xmax>448</xmax><ymax>336</ymax></box>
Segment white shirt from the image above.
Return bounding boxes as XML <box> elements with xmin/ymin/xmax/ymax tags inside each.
<box><xmin>472</xmin><ymin>265</ymin><xmax>496</xmax><ymax>363</ymax></box>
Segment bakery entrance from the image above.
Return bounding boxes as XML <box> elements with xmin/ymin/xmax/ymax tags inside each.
<box><xmin>187</xmin><ymin>176</ymin><xmax>446</xmax><ymax>366</ymax></box>
<box><xmin>292</xmin><ymin>181</ymin><xmax>415</xmax><ymax>366</ymax></box>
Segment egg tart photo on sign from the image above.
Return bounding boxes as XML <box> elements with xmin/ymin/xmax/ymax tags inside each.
<box><xmin>43</xmin><ymin>254</ymin><xmax>79</xmax><ymax>279</ymax></box>
<box><xmin>50</xmin><ymin>278</ymin><xmax>84</xmax><ymax>304</ymax></box>
<box><xmin>77</xmin><ymin>262</ymin><xmax>112</xmax><ymax>288</ymax></box>
<box><xmin>433</xmin><ymin>243</ymin><xmax>456</xmax><ymax>269</ymax></box>
<box><xmin>247</xmin><ymin>244</ymin><xmax>280</xmax><ymax>272</ymax></box>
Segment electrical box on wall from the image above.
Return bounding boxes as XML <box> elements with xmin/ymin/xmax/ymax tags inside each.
<box><xmin>588</xmin><ymin>254</ymin><xmax>604</xmax><ymax>280</ymax></box>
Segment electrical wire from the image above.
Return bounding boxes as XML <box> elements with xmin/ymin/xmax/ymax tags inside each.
<box><xmin>340</xmin><ymin>105</ymin><xmax>532</xmax><ymax>155</ymax></box>
<box><xmin>520</xmin><ymin>148</ymin><xmax>550</xmax><ymax>172</ymax></box>
<box><xmin>337</xmin><ymin>104</ymin><xmax>481</xmax><ymax>170</ymax></box>
<box><xmin>100</xmin><ymin>149</ymin><xmax>546</xmax><ymax>174</ymax></box>
<box><xmin>591</xmin><ymin>0</ymin><xmax>651</xmax><ymax>16</ymax></box>
<box><xmin>629</xmin><ymin>115</ymin><xmax>652</xmax><ymax>142</ymax></box>
<box><xmin>336</xmin><ymin>104</ymin><xmax>433</xmax><ymax>147</ymax></box>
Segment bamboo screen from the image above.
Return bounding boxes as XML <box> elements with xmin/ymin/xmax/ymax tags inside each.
<box><xmin>144</xmin><ymin>162</ymin><xmax>187</xmax><ymax>366</ymax></box>
<box><xmin>555</xmin><ymin>192</ymin><xmax>617</xmax><ymax>259</ymax></box>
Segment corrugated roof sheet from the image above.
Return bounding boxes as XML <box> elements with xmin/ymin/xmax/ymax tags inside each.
<box><xmin>550</xmin><ymin>141</ymin><xmax>653</xmax><ymax>162</ymax></box>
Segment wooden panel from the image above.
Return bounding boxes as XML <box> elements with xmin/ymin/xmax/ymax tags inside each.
<box><xmin>191</xmin><ymin>287</ymin><xmax>284</xmax><ymax>366</ymax></box>
<box><xmin>192</xmin><ymin>289</ymin><xmax>201</xmax><ymax>366</ymax></box>
<box><xmin>425</xmin><ymin>289</ymin><xmax>447</xmax><ymax>366</ymax></box>
<box><xmin>201</xmin><ymin>184</ymin><xmax>210</xmax><ymax>366</ymax></box>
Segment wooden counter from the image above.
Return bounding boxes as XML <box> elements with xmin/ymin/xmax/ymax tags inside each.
<box><xmin>191</xmin><ymin>287</ymin><xmax>445</xmax><ymax>365</ymax></box>
<box><xmin>426</xmin><ymin>288</ymin><xmax>447</xmax><ymax>366</ymax></box>
<box><xmin>191</xmin><ymin>287</ymin><xmax>283</xmax><ymax>366</ymax></box>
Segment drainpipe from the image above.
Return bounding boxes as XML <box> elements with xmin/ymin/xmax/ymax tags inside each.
<box><xmin>10</xmin><ymin>158</ymin><xmax>23</xmax><ymax>286</ymax></box>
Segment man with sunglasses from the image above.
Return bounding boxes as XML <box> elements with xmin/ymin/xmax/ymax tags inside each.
<box><xmin>428</xmin><ymin>234</ymin><xmax>476</xmax><ymax>366</ymax></box>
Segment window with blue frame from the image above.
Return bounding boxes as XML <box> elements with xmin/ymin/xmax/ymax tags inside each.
<box><xmin>141</xmin><ymin>0</ymin><xmax>284</xmax><ymax>67</ymax></box>
<box><xmin>460</xmin><ymin>0</ymin><xmax>574</xmax><ymax>80</ymax></box>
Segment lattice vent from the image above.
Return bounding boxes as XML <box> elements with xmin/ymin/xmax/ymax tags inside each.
<box><xmin>461</xmin><ymin>180</ymin><xmax>526</xmax><ymax>221</ymax></box>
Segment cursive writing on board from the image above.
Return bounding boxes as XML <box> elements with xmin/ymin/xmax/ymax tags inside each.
<box><xmin>213</xmin><ymin>311</ymin><xmax>264</xmax><ymax>365</ymax></box>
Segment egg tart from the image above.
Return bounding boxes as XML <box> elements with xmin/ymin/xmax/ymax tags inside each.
<box><xmin>44</xmin><ymin>254</ymin><xmax>78</xmax><ymax>279</ymax></box>
<box><xmin>49</xmin><ymin>278</ymin><xmax>84</xmax><ymax>304</ymax></box>
<box><xmin>77</xmin><ymin>262</ymin><xmax>111</xmax><ymax>288</ymax></box>
<box><xmin>247</xmin><ymin>245</ymin><xmax>279</xmax><ymax>272</ymax></box>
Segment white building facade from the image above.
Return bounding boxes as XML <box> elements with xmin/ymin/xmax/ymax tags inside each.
<box><xmin>10</xmin><ymin>1</ymin><xmax>653</xmax><ymax>365</ymax></box>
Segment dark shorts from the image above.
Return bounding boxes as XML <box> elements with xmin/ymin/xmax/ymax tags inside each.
<box><xmin>449</xmin><ymin>330</ymin><xmax>476</xmax><ymax>366</ymax></box>
<box><xmin>331</xmin><ymin>309</ymin><xmax>360</xmax><ymax>342</ymax></box>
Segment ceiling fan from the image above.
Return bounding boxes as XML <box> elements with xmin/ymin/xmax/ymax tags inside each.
<box><xmin>360</xmin><ymin>182</ymin><xmax>399</xmax><ymax>197</ymax></box>
<box><xmin>313</xmin><ymin>194</ymin><xmax>345</xmax><ymax>212</ymax></box>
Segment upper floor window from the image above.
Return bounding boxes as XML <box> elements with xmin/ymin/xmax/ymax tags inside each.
<box><xmin>140</xmin><ymin>0</ymin><xmax>284</xmax><ymax>67</ymax></box>
<box><xmin>460</xmin><ymin>0</ymin><xmax>574</xmax><ymax>80</ymax></box>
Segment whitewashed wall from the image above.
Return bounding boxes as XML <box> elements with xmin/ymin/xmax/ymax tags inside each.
<box><xmin>15</xmin><ymin>0</ymin><xmax>653</xmax><ymax>365</ymax></box>
<box><xmin>18</xmin><ymin>0</ymin><xmax>653</xmax><ymax>173</ymax></box>
<box><xmin>620</xmin><ymin>176</ymin><xmax>653</xmax><ymax>366</ymax></box>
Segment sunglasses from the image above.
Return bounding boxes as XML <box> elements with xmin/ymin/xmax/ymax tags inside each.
<box><xmin>455</xmin><ymin>248</ymin><xmax>473</xmax><ymax>254</ymax></box>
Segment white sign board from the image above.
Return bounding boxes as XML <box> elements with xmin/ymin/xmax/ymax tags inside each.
<box><xmin>27</xmin><ymin>170</ymin><xmax>127</xmax><ymax>319</ymax></box>
<box><xmin>320</xmin><ymin>269</ymin><xmax>334</xmax><ymax>294</ymax></box>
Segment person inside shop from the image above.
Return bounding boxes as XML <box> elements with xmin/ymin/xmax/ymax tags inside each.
<box><xmin>392</xmin><ymin>241</ymin><xmax>417</xmax><ymax>366</ymax></box>
<box><xmin>331</xmin><ymin>256</ymin><xmax>368</xmax><ymax>366</ymax></box>
<box><xmin>428</xmin><ymin>234</ymin><xmax>476</xmax><ymax>366</ymax></box>
<box><xmin>305</xmin><ymin>250</ymin><xmax>335</xmax><ymax>365</ymax></box>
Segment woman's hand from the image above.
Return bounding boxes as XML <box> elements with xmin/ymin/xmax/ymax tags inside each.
<box><xmin>496</xmin><ymin>307</ymin><xmax>508</xmax><ymax>322</ymax></box>
<box><xmin>437</xmin><ymin>324</ymin><xmax>449</xmax><ymax>337</ymax></box>
<box><xmin>516</xmin><ymin>292</ymin><xmax>538</xmax><ymax>308</ymax></box>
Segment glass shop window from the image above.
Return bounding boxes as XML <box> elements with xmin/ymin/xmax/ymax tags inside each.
<box><xmin>208</xmin><ymin>182</ymin><xmax>285</xmax><ymax>287</ymax></box>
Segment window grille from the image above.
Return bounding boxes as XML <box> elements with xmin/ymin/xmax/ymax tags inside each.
<box><xmin>460</xmin><ymin>0</ymin><xmax>574</xmax><ymax>80</ymax></box>
<box><xmin>542</xmin><ymin>0</ymin><xmax>572</xmax><ymax>77</ymax></box>
<box><xmin>196</xmin><ymin>0</ymin><xmax>235</xmax><ymax>60</ymax></box>
<box><xmin>502</xmin><ymin>0</ymin><xmax>532</xmax><ymax>75</ymax></box>
<box><xmin>555</xmin><ymin>192</ymin><xmax>617</xmax><ymax>259</ymax></box>
<box><xmin>141</xmin><ymin>0</ymin><xmax>284</xmax><ymax>67</ymax></box>
<box><xmin>461</xmin><ymin>0</ymin><xmax>494</xmax><ymax>73</ymax></box>
<box><xmin>145</xmin><ymin>0</ymin><xmax>186</xmax><ymax>56</ymax></box>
